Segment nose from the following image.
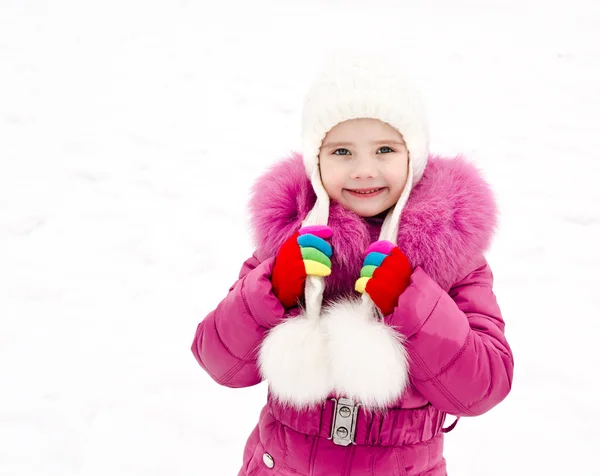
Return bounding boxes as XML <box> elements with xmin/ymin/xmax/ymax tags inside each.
<box><xmin>350</xmin><ymin>156</ymin><xmax>377</xmax><ymax>179</ymax></box>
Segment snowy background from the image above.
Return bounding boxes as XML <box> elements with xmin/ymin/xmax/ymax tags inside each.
<box><xmin>1</xmin><ymin>0</ymin><xmax>599</xmax><ymax>474</ymax></box>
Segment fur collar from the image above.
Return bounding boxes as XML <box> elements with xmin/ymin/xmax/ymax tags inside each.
<box><xmin>249</xmin><ymin>152</ymin><xmax>497</xmax><ymax>293</ymax></box>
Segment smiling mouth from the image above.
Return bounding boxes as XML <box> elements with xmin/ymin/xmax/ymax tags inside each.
<box><xmin>346</xmin><ymin>187</ymin><xmax>385</xmax><ymax>199</ymax></box>
<box><xmin>346</xmin><ymin>187</ymin><xmax>385</xmax><ymax>197</ymax></box>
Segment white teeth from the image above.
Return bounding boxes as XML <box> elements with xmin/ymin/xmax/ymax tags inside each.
<box><xmin>352</xmin><ymin>188</ymin><xmax>380</xmax><ymax>194</ymax></box>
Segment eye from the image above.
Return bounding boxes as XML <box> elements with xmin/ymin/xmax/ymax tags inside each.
<box><xmin>378</xmin><ymin>146</ymin><xmax>395</xmax><ymax>154</ymax></box>
<box><xmin>333</xmin><ymin>148</ymin><xmax>351</xmax><ymax>156</ymax></box>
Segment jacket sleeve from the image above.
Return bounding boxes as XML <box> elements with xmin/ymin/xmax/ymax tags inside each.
<box><xmin>387</xmin><ymin>256</ymin><xmax>514</xmax><ymax>417</ymax></box>
<box><xmin>191</xmin><ymin>251</ymin><xmax>286</xmax><ymax>388</ymax></box>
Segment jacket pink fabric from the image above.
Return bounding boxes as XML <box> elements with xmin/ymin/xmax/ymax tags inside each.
<box><xmin>191</xmin><ymin>153</ymin><xmax>514</xmax><ymax>475</ymax></box>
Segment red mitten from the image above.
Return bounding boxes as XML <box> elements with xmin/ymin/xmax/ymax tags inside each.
<box><xmin>271</xmin><ymin>226</ymin><xmax>333</xmax><ymax>309</ymax></box>
<box><xmin>354</xmin><ymin>240</ymin><xmax>412</xmax><ymax>316</ymax></box>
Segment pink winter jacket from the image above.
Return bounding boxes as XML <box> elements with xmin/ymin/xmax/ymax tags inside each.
<box><xmin>191</xmin><ymin>153</ymin><xmax>514</xmax><ymax>475</ymax></box>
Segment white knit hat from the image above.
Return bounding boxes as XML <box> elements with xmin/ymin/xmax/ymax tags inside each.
<box><xmin>301</xmin><ymin>53</ymin><xmax>430</xmax><ymax>191</ymax></box>
<box><xmin>259</xmin><ymin>53</ymin><xmax>431</xmax><ymax>410</ymax></box>
<box><xmin>300</xmin><ymin>53</ymin><xmax>430</xmax><ymax>319</ymax></box>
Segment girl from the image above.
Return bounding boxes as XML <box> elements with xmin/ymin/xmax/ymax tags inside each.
<box><xmin>191</xmin><ymin>54</ymin><xmax>514</xmax><ymax>475</ymax></box>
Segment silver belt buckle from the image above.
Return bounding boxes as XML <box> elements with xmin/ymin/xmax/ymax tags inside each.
<box><xmin>328</xmin><ymin>398</ymin><xmax>361</xmax><ymax>446</ymax></box>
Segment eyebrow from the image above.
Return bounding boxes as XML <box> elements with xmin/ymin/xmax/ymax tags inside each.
<box><xmin>322</xmin><ymin>139</ymin><xmax>406</xmax><ymax>148</ymax></box>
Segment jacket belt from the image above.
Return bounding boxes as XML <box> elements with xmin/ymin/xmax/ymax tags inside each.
<box><xmin>267</xmin><ymin>397</ymin><xmax>445</xmax><ymax>447</ymax></box>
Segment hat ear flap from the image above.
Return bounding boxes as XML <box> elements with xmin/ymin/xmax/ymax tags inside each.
<box><xmin>259</xmin><ymin>166</ymin><xmax>333</xmax><ymax>408</ymax></box>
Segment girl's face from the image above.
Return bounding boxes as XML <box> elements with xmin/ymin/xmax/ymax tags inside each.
<box><xmin>318</xmin><ymin>118</ymin><xmax>409</xmax><ymax>217</ymax></box>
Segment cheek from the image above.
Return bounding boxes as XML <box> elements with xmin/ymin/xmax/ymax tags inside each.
<box><xmin>394</xmin><ymin>171</ymin><xmax>408</xmax><ymax>189</ymax></box>
<box><xmin>387</xmin><ymin>160</ymin><xmax>409</xmax><ymax>187</ymax></box>
<box><xmin>320</xmin><ymin>163</ymin><xmax>344</xmax><ymax>194</ymax></box>
<box><xmin>384</xmin><ymin>169</ymin><xmax>409</xmax><ymax>199</ymax></box>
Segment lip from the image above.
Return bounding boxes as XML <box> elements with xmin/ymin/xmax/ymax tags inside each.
<box><xmin>345</xmin><ymin>187</ymin><xmax>386</xmax><ymax>198</ymax></box>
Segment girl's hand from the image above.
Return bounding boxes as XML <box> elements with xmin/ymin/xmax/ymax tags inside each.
<box><xmin>355</xmin><ymin>240</ymin><xmax>412</xmax><ymax>316</ymax></box>
<box><xmin>271</xmin><ymin>226</ymin><xmax>333</xmax><ymax>309</ymax></box>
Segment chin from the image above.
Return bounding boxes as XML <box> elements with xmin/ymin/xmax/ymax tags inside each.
<box><xmin>339</xmin><ymin>191</ymin><xmax>394</xmax><ymax>218</ymax></box>
<box><xmin>353</xmin><ymin>209</ymin><xmax>375</xmax><ymax>217</ymax></box>
<box><xmin>348</xmin><ymin>205</ymin><xmax>387</xmax><ymax>217</ymax></box>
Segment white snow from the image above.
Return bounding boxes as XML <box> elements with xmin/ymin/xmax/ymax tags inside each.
<box><xmin>1</xmin><ymin>0</ymin><xmax>599</xmax><ymax>474</ymax></box>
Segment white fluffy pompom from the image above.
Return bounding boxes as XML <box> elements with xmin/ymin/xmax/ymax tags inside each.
<box><xmin>322</xmin><ymin>298</ymin><xmax>410</xmax><ymax>409</ymax></box>
<box><xmin>258</xmin><ymin>312</ymin><xmax>331</xmax><ymax>408</ymax></box>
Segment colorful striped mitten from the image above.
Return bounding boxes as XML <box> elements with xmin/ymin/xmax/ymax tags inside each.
<box><xmin>271</xmin><ymin>225</ymin><xmax>333</xmax><ymax>309</ymax></box>
<box><xmin>355</xmin><ymin>240</ymin><xmax>412</xmax><ymax>316</ymax></box>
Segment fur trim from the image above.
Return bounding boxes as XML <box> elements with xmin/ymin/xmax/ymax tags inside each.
<box><xmin>250</xmin><ymin>151</ymin><xmax>497</xmax><ymax>408</ymax></box>
<box><xmin>322</xmin><ymin>298</ymin><xmax>410</xmax><ymax>409</ymax></box>
<box><xmin>249</xmin><ymin>152</ymin><xmax>497</xmax><ymax>293</ymax></box>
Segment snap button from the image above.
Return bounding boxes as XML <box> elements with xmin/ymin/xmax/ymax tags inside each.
<box><xmin>263</xmin><ymin>452</ymin><xmax>274</xmax><ymax>469</ymax></box>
